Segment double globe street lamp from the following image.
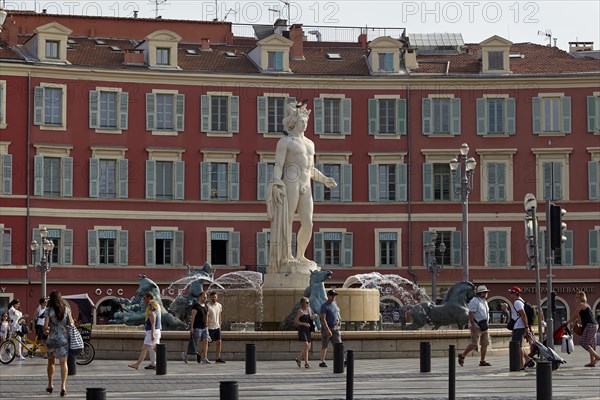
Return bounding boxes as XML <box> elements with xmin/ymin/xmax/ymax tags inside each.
<box><xmin>450</xmin><ymin>143</ymin><xmax>477</xmax><ymax>283</ymax></box>
<box><xmin>424</xmin><ymin>229</ymin><xmax>446</xmax><ymax>302</ymax></box>
<box><xmin>30</xmin><ymin>226</ymin><xmax>55</xmax><ymax>298</ymax></box>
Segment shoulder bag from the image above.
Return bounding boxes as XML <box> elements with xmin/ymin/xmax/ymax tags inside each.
<box><xmin>68</xmin><ymin>324</ymin><xmax>84</xmax><ymax>356</ymax></box>
<box><xmin>573</xmin><ymin>322</ymin><xmax>584</xmax><ymax>336</ymax></box>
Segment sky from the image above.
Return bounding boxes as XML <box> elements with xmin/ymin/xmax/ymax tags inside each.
<box><xmin>6</xmin><ymin>0</ymin><xmax>600</xmax><ymax>49</ymax></box>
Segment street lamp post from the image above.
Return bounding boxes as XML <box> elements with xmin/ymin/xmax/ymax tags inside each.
<box><xmin>424</xmin><ymin>229</ymin><xmax>446</xmax><ymax>301</ymax></box>
<box><xmin>30</xmin><ymin>226</ymin><xmax>55</xmax><ymax>298</ymax></box>
<box><xmin>450</xmin><ymin>143</ymin><xmax>477</xmax><ymax>283</ymax></box>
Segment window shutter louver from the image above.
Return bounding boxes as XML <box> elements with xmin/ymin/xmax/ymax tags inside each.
<box><xmin>200</xmin><ymin>162</ymin><xmax>210</xmax><ymax>200</ymax></box>
<box><xmin>174</xmin><ymin>160</ymin><xmax>185</xmax><ymax>200</ymax></box>
<box><xmin>1</xmin><ymin>154</ymin><xmax>12</xmax><ymax>195</ymax></box>
<box><xmin>256</xmin><ymin>232</ymin><xmax>268</xmax><ymax>268</ymax></box>
<box><xmin>589</xmin><ymin>160</ymin><xmax>599</xmax><ymax>200</ymax></box>
<box><xmin>63</xmin><ymin>229</ymin><xmax>73</xmax><ymax>265</ymax></box>
<box><xmin>343</xmin><ymin>232</ymin><xmax>353</xmax><ymax>267</ymax></box>
<box><xmin>88</xmin><ymin>230</ymin><xmax>98</xmax><ymax>266</ymax></box>
<box><xmin>257</xmin><ymin>162</ymin><xmax>267</xmax><ymax>201</ymax></box>
<box><xmin>563</xmin><ymin>230</ymin><xmax>573</xmax><ymax>266</ymax></box>
<box><xmin>397</xmin><ymin>164</ymin><xmax>407</xmax><ymax>202</ymax></box>
<box><xmin>368</xmin><ymin>164</ymin><xmax>379</xmax><ymax>202</ymax></box>
<box><xmin>118</xmin><ymin>230</ymin><xmax>128</xmax><ymax>266</ymax></box>
<box><xmin>89</xmin><ymin>90</ymin><xmax>99</xmax><ymax>129</ymax></box>
<box><xmin>342</xmin><ymin>98</ymin><xmax>352</xmax><ymax>135</ymax></box>
<box><xmin>422</xmin><ymin>163</ymin><xmax>433</xmax><ymax>201</ymax></box>
<box><xmin>229</xmin><ymin>96</ymin><xmax>239</xmax><ymax>133</ymax></box>
<box><xmin>34</xmin><ymin>156</ymin><xmax>44</xmax><ymax>196</ymax></box>
<box><xmin>145</xmin><ymin>93</ymin><xmax>156</xmax><ymax>131</ymax></box>
<box><xmin>33</xmin><ymin>87</ymin><xmax>44</xmax><ymax>126</ymax></box>
<box><xmin>532</xmin><ymin>97</ymin><xmax>541</xmax><ymax>134</ymax></box>
<box><xmin>145</xmin><ymin>160</ymin><xmax>156</xmax><ymax>200</ymax></box>
<box><xmin>451</xmin><ymin>231</ymin><xmax>462</xmax><ymax>267</ymax></box>
<box><xmin>118</xmin><ymin>92</ymin><xmax>129</xmax><ymax>130</ymax></box>
<box><xmin>450</xmin><ymin>98</ymin><xmax>461</xmax><ymax>135</ymax></box>
<box><xmin>89</xmin><ymin>158</ymin><xmax>99</xmax><ymax>198</ymax></box>
<box><xmin>230</xmin><ymin>231</ymin><xmax>240</xmax><ymax>266</ymax></box>
<box><xmin>229</xmin><ymin>162</ymin><xmax>240</xmax><ymax>201</ymax></box>
<box><xmin>342</xmin><ymin>164</ymin><xmax>352</xmax><ymax>202</ymax></box>
<box><xmin>368</xmin><ymin>99</ymin><xmax>378</xmax><ymax>135</ymax></box>
<box><xmin>145</xmin><ymin>230</ymin><xmax>155</xmax><ymax>266</ymax></box>
<box><xmin>506</xmin><ymin>98</ymin><xmax>516</xmax><ymax>134</ymax></box>
<box><xmin>476</xmin><ymin>98</ymin><xmax>486</xmax><ymax>135</ymax></box>
<box><xmin>396</xmin><ymin>99</ymin><xmax>406</xmax><ymax>135</ymax></box>
<box><xmin>118</xmin><ymin>159</ymin><xmax>128</xmax><ymax>199</ymax></box>
<box><xmin>313</xmin><ymin>98</ymin><xmax>324</xmax><ymax>135</ymax></box>
<box><xmin>561</xmin><ymin>96</ymin><xmax>571</xmax><ymax>134</ymax></box>
<box><xmin>257</xmin><ymin>96</ymin><xmax>267</xmax><ymax>133</ymax></box>
<box><xmin>587</xmin><ymin>96</ymin><xmax>598</xmax><ymax>132</ymax></box>
<box><xmin>313</xmin><ymin>163</ymin><xmax>324</xmax><ymax>202</ymax></box>
<box><xmin>174</xmin><ymin>230</ymin><xmax>184</xmax><ymax>266</ymax></box>
<box><xmin>61</xmin><ymin>157</ymin><xmax>73</xmax><ymax>197</ymax></box>
<box><xmin>175</xmin><ymin>94</ymin><xmax>185</xmax><ymax>132</ymax></box>
<box><xmin>422</xmin><ymin>98</ymin><xmax>432</xmax><ymax>135</ymax></box>
<box><xmin>201</xmin><ymin>95</ymin><xmax>210</xmax><ymax>132</ymax></box>
<box><xmin>589</xmin><ymin>229</ymin><xmax>600</xmax><ymax>266</ymax></box>
<box><xmin>313</xmin><ymin>232</ymin><xmax>323</xmax><ymax>265</ymax></box>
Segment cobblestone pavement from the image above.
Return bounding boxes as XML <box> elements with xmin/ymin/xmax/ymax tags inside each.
<box><xmin>0</xmin><ymin>352</ymin><xmax>598</xmax><ymax>399</ymax></box>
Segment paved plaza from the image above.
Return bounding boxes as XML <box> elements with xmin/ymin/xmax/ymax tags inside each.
<box><xmin>0</xmin><ymin>351</ymin><xmax>599</xmax><ymax>399</ymax></box>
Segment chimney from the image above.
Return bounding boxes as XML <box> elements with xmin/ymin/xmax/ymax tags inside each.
<box><xmin>124</xmin><ymin>49</ymin><xmax>144</xmax><ymax>65</ymax></box>
<box><xmin>289</xmin><ymin>23</ymin><xmax>304</xmax><ymax>61</ymax></box>
<box><xmin>0</xmin><ymin>15</ymin><xmax>18</xmax><ymax>46</ymax></box>
<box><xmin>273</xmin><ymin>18</ymin><xmax>287</xmax><ymax>36</ymax></box>
<box><xmin>133</xmin><ymin>10</ymin><xmax>138</xmax><ymax>19</ymax></box>
<box><xmin>358</xmin><ymin>33</ymin><xmax>367</xmax><ymax>49</ymax></box>
<box><xmin>569</xmin><ymin>41</ymin><xmax>594</xmax><ymax>53</ymax></box>
<box><xmin>404</xmin><ymin>48</ymin><xmax>418</xmax><ymax>69</ymax></box>
<box><xmin>201</xmin><ymin>38</ymin><xmax>211</xmax><ymax>51</ymax></box>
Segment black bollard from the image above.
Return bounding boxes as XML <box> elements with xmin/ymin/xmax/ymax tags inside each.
<box><xmin>346</xmin><ymin>350</ymin><xmax>354</xmax><ymax>400</ymax></box>
<box><xmin>509</xmin><ymin>340</ymin><xmax>521</xmax><ymax>372</ymax></box>
<box><xmin>67</xmin><ymin>353</ymin><xmax>76</xmax><ymax>376</ymax></box>
<box><xmin>333</xmin><ymin>342</ymin><xmax>344</xmax><ymax>373</ymax></box>
<box><xmin>449</xmin><ymin>345</ymin><xmax>455</xmax><ymax>400</ymax></box>
<box><xmin>155</xmin><ymin>343</ymin><xmax>167</xmax><ymax>375</ymax></box>
<box><xmin>536</xmin><ymin>361</ymin><xmax>552</xmax><ymax>400</ymax></box>
<box><xmin>420</xmin><ymin>341</ymin><xmax>431</xmax><ymax>373</ymax></box>
<box><xmin>245</xmin><ymin>343</ymin><xmax>256</xmax><ymax>375</ymax></box>
<box><xmin>86</xmin><ymin>388</ymin><xmax>106</xmax><ymax>400</ymax></box>
<box><xmin>220</xmin><ymin>381</ymin><xmax>239</xmax><ymax>400</ymax></box>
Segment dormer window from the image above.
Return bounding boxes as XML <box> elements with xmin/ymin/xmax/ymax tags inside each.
<box><xmin>367</xmin><ymin>37</ymin><xmax>403</xmax><ymax>75</ymax></box>
<box><xmin>480</xmin><ymin>35</ymin><xmax>512</xmax><ymax>74</ymax></box>
<box><xmin>45</xmin><ymin>40</ymin><xmax>60</xmax><ymax>59</ymax></box>
<box><xmin>142</xmin><ymin>30</ymin><xmax>182</xmax><ymax>69</ymax></box>
<box><xmin>267</xmin><ymin>51</ymin><xmax>284</xmax><ymax>71</ymax></box>
<box><xmin>156</xmin><ymin>48</ymin><xmax>170</xmax><ymax>65</ymax></box>
<box><xmin>488</xmin><ymin>51</ymin><xmax>504</xmax><ymax>70</ymax></box>
<box><xmin>247</xmin><ymin>34</ymin><xmax>292</xmax><ymax>73</ymax></box>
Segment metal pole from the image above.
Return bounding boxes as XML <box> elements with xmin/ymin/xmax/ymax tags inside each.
<box><xmin>448</xmin><ymin>345</ymin><xmax>456</xmax><ymax>400</ymax></box>
<box><xmin>545</xmin><ymin>200</ymin><xmax>555</xmax><ymax>349</ymax></box>
<box><xmin>41</xmin><ymin>267</ymin><xmax>47</xmax><ymax>298</ymax></box>
<box><xmin>533</xmin><ymin>207</ymin><xmax>544</xmax><ymax>348</ymax></box>
<box><xmin>461</xmin><ymin>175</ymin><xmax>469</xmax><ymax>283</ymax></box>
<box><xmin>431</xmin><ymin>268</ymin><xmax>437</xmax><ymax>301</ymax></box>
<box><xmin>346</xmin><ymin>350</ymin><xmax>354</xmax><ymax>400</ymax></box>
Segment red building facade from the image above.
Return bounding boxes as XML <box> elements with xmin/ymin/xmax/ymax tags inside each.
<box><xmin>0</xmin><ymin>11</ymin><xmax>599</xmax><ymax>325</ymax></box>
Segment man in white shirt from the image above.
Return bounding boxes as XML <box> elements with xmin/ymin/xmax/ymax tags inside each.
<box><xmin>207</xmin><ymin>291</ymin><xmax>225</xmax><ymax>363</ymax></box>
<box><xmin>458</xmin><ymin>285</ymin><xmax>491</xmax><ymax>367</ymax></box>
<box><xmin>508</xmin><ymin>286</ymin><xmax>535</xmax><ymax>370</ymax></box>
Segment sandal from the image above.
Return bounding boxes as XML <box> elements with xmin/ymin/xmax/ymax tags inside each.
<box><xmin>458</xmin><ymin>354</ymin><xmax>465</xmax><ymax>366</ymax></box>
<box><xmin>479</xmin><ymin>361</ymin><xmax>492</xmax><ymax>366</ymax></box>
<box><xmin>305</xmin><ymin>363</ymin><xmax>309</xmax><ymax>368</ymax></box>
<box><xmin>128</xmin><ymin>364</ymin><xmax>139</xmax><ymax>370</ymax></box>
<box><xmin>584</xmin><ymin>363</ymin><xmax>596</xmax><ymax>367</ymax></box>
<box><xmin>46</xmin><ymin>386</ymin><xmax>53</xmax><ymax>394</ymax></box>
<box><xmin>295</xmin><ymin>358</ymin><xmax>301</xmax><ymax>368</ymax></box>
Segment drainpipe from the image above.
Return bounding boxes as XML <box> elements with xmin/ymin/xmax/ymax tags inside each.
<box><xmin>405</xmin><ymin>85</ymin><xmax>417</xmax><ymax>283</ymax></box>
<box><xmin>26</xmin><ymin>72</ymin><xmax>31</xmax><ymax>306</ymax></box>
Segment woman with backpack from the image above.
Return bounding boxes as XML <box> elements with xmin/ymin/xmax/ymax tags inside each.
<box><xmin>564</xmin><ymin>291</ymin><xmax>600</xmax><ymax>367</ymax></box>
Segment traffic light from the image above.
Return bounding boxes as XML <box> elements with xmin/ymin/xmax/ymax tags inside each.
<box><xmin>524</xmin><ymin>193</ymin><xmax>538</xmax><ymax>270</ymax></box>
<box><xmin>550</xmin><ymin>204</ymin><xmax>567</xmax><ymax>250</ymax></box>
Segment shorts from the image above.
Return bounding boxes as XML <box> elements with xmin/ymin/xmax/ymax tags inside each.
<box><xmin>194</xmin><ymin>328</ymin><xmax>210</xmax><ymax>342</ymax></box>
<box><xmin>321</xmin><ymin>329</ymin><xmax>342</xmax><ymax>348</ymax></box>
<box><xmin>35</xmin><ymin>325</ymin><xmax>48</xmax><ymax>341</ymax></box>
<box><xmin>469</xmin><ymin>327</ymin><xmax>490</xmax><ymax>347</ymax></box>
<box><xmin>208</xmin><ymin>328</ymin><xmax>222</xmax><ymax>342</ymax></box>
<box><xmin>298</xmin><ymin>329</ymin><xmax>312</xmax><ymax>343</ymax></box>
<box><xmin>511</xmin><ymin>328</ymin><xmax>526</xmax><ymax>342</ymax></box>
<box><xmin>144</xmin><ymin>329</ymin><xmax>161</xmax><ymax>346</ymax></box>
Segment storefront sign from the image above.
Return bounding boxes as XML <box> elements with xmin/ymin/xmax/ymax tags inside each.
<box><xmin>521</xmin><ymin>286</ymin><xmax>595</xmax><ymax>294</ymax></box>
<box><xmin>211</xmin><ymin>232</ymin><xmax>229</xmax><ymax>241</ymax></box>
<box><xmin>95</xmin><ymin>288</ymin><xmax>124</xmax><ymax>296</ymax></box>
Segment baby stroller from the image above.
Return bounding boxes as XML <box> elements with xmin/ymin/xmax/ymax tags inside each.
<box><xmin>527</xmin><ymin>330</ymin><xmax>566</xmax><ymax>371</ymax></box>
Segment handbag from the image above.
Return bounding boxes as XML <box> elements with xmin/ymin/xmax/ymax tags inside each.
<box><xmin>476</xmin><ymin>319</ymin><xmax>489</xmax><ymax>332</ymax></box>
<box><xmin>573</xmin><ymin>323</ymin><xmax>584</xmax><ymax>336</ymax></box>
<box><xmin>561</xmin><ymin>334</ymin><xmax>574</xmax><ymax>354</ymax></box>
<box><xmin>68</xmin><ymin>325</ymin><xmax>84</xmax><ymax>356</ymax></box>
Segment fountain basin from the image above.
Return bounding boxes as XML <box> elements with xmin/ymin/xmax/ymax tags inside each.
<box><xmin>219</xmin><ymin>288</ymin><xmax>380</xmax><ymax>330</ymax></box>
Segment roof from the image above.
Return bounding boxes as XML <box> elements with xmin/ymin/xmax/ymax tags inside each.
<box><xmin>2</xmin><ymin>31</ymin><xmax>599</xmax><ymax>76</ymax></box>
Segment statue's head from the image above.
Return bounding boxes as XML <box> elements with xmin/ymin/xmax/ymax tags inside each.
<box><xmin>283</xmin><ymin>100</ymin><xmax>311</xmax><ymax>132</ymax></box>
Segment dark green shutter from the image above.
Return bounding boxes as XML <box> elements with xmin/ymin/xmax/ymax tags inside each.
<box><xmin>145</xmin><ymin>93</ymin><xmax>156</xmax><ymax>131</ymax></box>
<box><xmin>89</xmin><ymin>158</ymin><xmax>99</xmax><ymax>198</ymax></box>
<box><xmin>89</xmin><ymin>90</ymin><xmax>99</xmax><ymax>129</ymax></box>
<box><xmin>257</xmin><ymin>96</ymin><xmax>267</xmax><ymax>134</ymax></box>
<box><xmin>313</xmin><ymin>98</ymin><xmax>324</xmax><ymax>135</ymax></box>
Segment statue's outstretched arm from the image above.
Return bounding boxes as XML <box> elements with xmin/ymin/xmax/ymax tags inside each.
<box><xmin>312</xmin><ymin>167</ymin><xmax>337</xmax><ymax>188</ymax></box>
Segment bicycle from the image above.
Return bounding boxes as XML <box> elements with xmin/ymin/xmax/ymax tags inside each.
<box><xmin>0</xmin><ymin>333</ymin><xmax>46</xmax><ymax>364</ymax></box>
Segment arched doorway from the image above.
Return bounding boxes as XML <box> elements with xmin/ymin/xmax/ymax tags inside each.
<box><xmin>488</xmin><ymin>297</ymin><xmax>510</xmax><ymax>324</ymax></box>
<box><xmin>541</xmin><ymin>297</ymin><xmax>568</xmax><ymax>325</ymax></box>
<box><xmin>96</xmin><ymin>297</ymin><xmax>124</xmax><ymax>325</ymax></box>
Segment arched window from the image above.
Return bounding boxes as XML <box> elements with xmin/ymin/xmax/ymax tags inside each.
<box><xmin>541</xmin><ymin>298</ymin><xmax>568</xmax><ymax>325</ymax></box>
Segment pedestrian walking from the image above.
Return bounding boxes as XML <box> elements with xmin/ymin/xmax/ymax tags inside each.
<box><xmin>44</xmin><ymin>290</ymin><xmax>72</xmax><ymax>397</ymax></box>
<box><xmin>319</xmin><ymin>290</ymin><xmax>342</xmax><ymax>367</ymax></box>
<box><xmin>207</xmin><ymin>291</ymin><xmax>225</xmax><ymax>363</ymax></box>
<box><xmin>508</xmin><ymin>286</ymin><xmax>535</xmax><ymax>370</ymax></box>
<box><xmin>35</xmin><ymin>297</ymin><xmax>48</xmax><ymax>353</ymax></box>
<box><xmin>186</xmin><ymin>291</ymin><xmax>211</xmax><ymax>364</ymax></box>
<box><xmin>458</xmin><ymin>285</ymin><xmax>491</xmax><ymax>367</ymax></box>
<box><xmin>563</xmin><ymin>291</ymin><xmax>600</xmax><ymax>367</ymax></box>
<box><xmin>8</xmin><ymin>299</ymin><xmax>25</xmax><ymax>360</ymax></box>
<box><xmin>294</xmin><ymin>297</ymin><xmax>316</xmax><ymax>368</ymax></box>
<box><xmin>128</xmin><ymin>293</ymin><xmax>162</xmax><ymax>370</ymax></box>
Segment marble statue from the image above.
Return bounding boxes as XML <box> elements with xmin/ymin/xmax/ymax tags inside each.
<box><xmin>266</xmin><ymin>100</ymin><xmax>337</xmax><ymax>273</ymax></box>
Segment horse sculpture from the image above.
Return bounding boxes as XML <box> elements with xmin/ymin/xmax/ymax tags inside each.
<box><xmin>168</xmin><ymin>263</ymin><xmax>215</xmax><ymax>324</ymax></box>
<box><xmin>111</xmin><ymin>275</ymin><xmax>188</xmax><ymax>330</ymax></box>
<box><xmin>404</xmin><ymin>281</ymin><xmax>476</xmax><ymax>329</ymax></box>
<box><xmin>280</xmin><ymin>270</ymin><xmax>333</xmax><ymax>331</ymax></box>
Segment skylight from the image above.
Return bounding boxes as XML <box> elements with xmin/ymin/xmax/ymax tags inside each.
<box><xmin>185</xmin><ymin>49</ymin><xmax>198</xmax><ymax>55</ymax></box>
<box><xmin>94</xmin><ymin>39</ymin><xmax>107</xmax><ymax>46</ymax></box>
<box><xmin>224</xmin><ymin>51</ymin><xmax>236</xmax><ymax>58</ymax></box>
<box><xmin>67</xmin><ymin>39</ymin><xmax>76</xmax><ymax>45</ymax></box>
<box><xmin>110</xmin><ymin>46</ymin><xmax>122</xmax><ymax>51</ymax></box>
<box><xmin>327</xmin><ymin>53</ymin><xmax>342</xmax><ymax>59</ymax></box>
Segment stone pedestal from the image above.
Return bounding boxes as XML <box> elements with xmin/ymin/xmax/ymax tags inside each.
<box><xmin>262</xmin><ymin>261</ymin><xmax>317</xmax><ymax>289</ymax></box>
